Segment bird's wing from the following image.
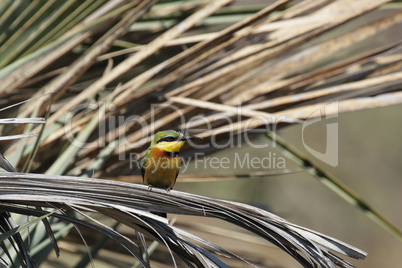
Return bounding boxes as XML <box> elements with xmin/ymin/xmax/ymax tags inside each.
<box><xmin>173</xmin><ymin>170</ymin><xmax>179</xmax><ymax>185</ymax></box>
<box><xmin>142</xmin><ymin>149</ymin><xmax>150</xmax><ymax>183</ymax></box>
<box><xmin>141</xmin><ymin>165</ymin><xmax>145</xmax><ymax>183</ymax></box>
<box><xmin>173</xmin><ymin>157</ymin><xmax>182</xmax><ymax>186</ymax></box>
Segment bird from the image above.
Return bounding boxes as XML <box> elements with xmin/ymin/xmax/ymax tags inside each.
<box><xmin>142</xmin><ymin>130</ymin><xmax>200</xmax><ymax>217</ymax></box>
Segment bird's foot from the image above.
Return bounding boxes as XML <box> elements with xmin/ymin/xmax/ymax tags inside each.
<box><xmin>147</xmin><ymin>185</ymin><xmax>171</xmax><ymax>192</ymax></box>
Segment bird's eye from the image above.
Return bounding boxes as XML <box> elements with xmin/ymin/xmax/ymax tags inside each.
<box><xmin>158</xmin><ymin>135</ymin><xmax>175</xmax><ymax>143</ymax></box>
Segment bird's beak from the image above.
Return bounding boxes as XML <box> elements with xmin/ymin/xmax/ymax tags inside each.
<box><xmin>180</xmin><ymin>136</ymin><xmax>202</xmax><ymax>141</ymax></box>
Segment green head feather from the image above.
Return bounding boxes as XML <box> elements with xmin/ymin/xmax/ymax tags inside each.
<box><xmin>143</xmin><ymin>130</ymin><xmax>183</xmax><ymax>165</ymax></box>
<box><xmin>151</xmin><ymin>130</ymin><xmax>183</xmax><ymax>146</ymax></box>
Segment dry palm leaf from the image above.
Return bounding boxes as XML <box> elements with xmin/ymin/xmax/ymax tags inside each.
<box><xmin>0</xmin><ymin>115</ymin><xmax>47</xmax><ymax>268</ymax></box>
<box><xmin>0</xmin><ymin>172</ymin><xmax>366</xmax><ymax>268</ymax></box>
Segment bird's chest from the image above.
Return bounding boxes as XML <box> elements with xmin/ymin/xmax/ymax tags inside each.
<box><xmin>144</xmin><ymin>148</ymin><xmax>181</xmax><ymax>188</ymax></box>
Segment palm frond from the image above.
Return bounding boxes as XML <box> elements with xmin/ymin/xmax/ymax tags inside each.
<box><xmin>0</xmin><ymin>93</ymin><xmax>47</xmax><ymax>267</ymax></box>
<box><xmin>0</xmin><ymin>172</ymin><xmax>366</xmax><ymax>267</ymax></box>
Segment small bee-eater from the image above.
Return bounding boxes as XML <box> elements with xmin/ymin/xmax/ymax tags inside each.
<box><xmin>142</xmin><ymin>130</ymin><xmax>200</xmax><ymax>191</ymax></box>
